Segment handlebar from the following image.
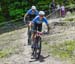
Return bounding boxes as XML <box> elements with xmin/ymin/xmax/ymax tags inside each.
<box><xmin>32</xmin><ymin>30</ymin><xmax>49</xmax><ymax>35</ymax></box>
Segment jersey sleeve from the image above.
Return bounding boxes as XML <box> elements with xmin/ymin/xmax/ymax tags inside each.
<box><xmin>35</xmin><ymin>10</ymin><xmax>39</xmax><ymax>15</ymax></box>
<box><xmin>26</xmin><ymin>9</ymin><xmax>31</xmax><ymax>14</ymax></box>
<box><xmin>43</xmin><ymin>17</ymin><xmax>48</xmax><ymax>25</ymax></box>
<box><xmin>31</xmin><ymin>16</ymin><xmax>38</xmax><ymax>23</ymax></box>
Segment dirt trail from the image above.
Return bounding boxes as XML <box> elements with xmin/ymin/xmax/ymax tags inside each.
<box><xmin>0</xmin><ymin>17</ymin><xmax>75</xmax><ymax>64</ymax></box>
<box><xmin>0</xmin><ymin>28</ymin><xmax>50</xmax><ymax>64</ymax></box>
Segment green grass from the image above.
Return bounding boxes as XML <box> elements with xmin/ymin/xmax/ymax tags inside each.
<box><xmin>43</xmin><ymin>40</ymin><xmax>75</xmax><ymax>59</ymax></box>
<box><xmin>64</xmin><ymin>18</ymin><xmax>74</xmax><ymax>21</ymax></box>
<box><xmin>64</xmin><ymin>12</ymin><xmax>75</xmax><ymax>22</ymax></box>
<box><xmin>0</xmin><ymin>27</ymin><xmax>26</xmax><ymax>58</ymax></box>
<box><xmin>0</xmin><ymin>48</ymin><xmax>15</xmax><ymax>58</ymax></box>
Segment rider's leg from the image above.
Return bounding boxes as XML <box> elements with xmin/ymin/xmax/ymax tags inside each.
<box><xmin>31</xmin><ymin>23</ymin><xmax>37</xmax><ymax>55</ymax></box>
<box><xmin>32</xmin><ymin>22</ymin><xmax>37</xmax><ymax>41</ymax></box>
<box><xmin>32</xmin><ymin>23</ymin><xmax>42</xmax><ymax>42</ymax></box>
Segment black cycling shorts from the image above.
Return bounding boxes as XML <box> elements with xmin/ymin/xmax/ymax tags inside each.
<box><xmin>33</xmin><ymin>22</ymin><xmax>42</xmax><ymax>32</ymax></box>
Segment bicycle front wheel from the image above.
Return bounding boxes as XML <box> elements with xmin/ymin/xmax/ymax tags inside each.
<box><xmin>32</xmin><ymin>37</ymin><xmax>42</xmax><ymax>59</ymax></box>
<box><xmin>28</xmin><ymin>26</ymin><xmax>32</xmax><ymax>45</ymax></box>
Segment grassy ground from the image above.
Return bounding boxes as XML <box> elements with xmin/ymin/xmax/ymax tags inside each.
<box><xmin>0</xmin><ymin>14</ymin><xmax>75</xmax><ymax>64</ymax></box>
<box><xmin>0</xmin><ymin>28</ymin><xmax>26</xmax><ymax>58</ymax></box>
<box><xmin>42</xmin><ymin>40</ymin><xmax>75</xmax><ymax>63</ymax></box>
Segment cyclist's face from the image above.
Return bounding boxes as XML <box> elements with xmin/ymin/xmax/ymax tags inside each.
<box><xmin>32</xmin><ymin>9</ymin><xmax>35</xmax><ymax>12</ymax></box>
<box><xmin>39</xmin><ymin>15</ymin><xmax>44</xmax><ymax>19</ymax></box>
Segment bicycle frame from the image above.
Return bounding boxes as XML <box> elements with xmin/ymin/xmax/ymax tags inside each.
<box><xmin>35</xmin><ymin>31</ymin><xmax>43</xmax><ymax>38</ymax></box>
<box><xmin>31</xmin><ymin>31</ymin><xmax>43</xmax><ymax>59</ymax></box>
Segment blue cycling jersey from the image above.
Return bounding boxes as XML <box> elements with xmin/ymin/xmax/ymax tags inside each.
<box><xmin>32</xmin><ymin>16</ymin><xmax>48</xmax><ymax>25</ymax></box>
<box><xmin>27</xmin><ymin>9</ymin><xmax>38</xmax><ymax>15</ymax></box>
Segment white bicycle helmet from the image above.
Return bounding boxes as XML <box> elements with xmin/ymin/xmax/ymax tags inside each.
<box><xmin>39</xmin><ymin>11</ymin><xmax>45</xmax><ymax>15</ymax></box>
<box><xmin>31</xmin><ymin>6</ymin><xmax>36</xmax><ymax>10</ymax></box>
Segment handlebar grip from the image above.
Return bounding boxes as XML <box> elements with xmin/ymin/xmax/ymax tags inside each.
<box><xmin>43</xmin><ymin>31</ymin><xmax>49</xmax><ymax>34</ymax></box>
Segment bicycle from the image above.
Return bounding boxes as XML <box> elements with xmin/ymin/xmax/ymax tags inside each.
<box><xmin>28</xmin><ymin>15</ymin><xmax>36</xmax><ymax>45</ymax></box>
<box><xmin>31</xmin><ymin>31</ymin><xmax>48</xmax><ymax>59</ymax></box>
<box><xmin>28</xmin><ymin>23</ymin><xmax>32</xmax><ymax>45</ymax></box>
<box><xmin>25</xmin><ymin>15</ymin><xmax>36</xmax><ymax>45</ymax></box>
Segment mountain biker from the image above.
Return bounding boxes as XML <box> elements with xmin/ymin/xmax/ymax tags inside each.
<box><xmin>24</xmin><ymin>6</ymin><xmax>38</xmax><ymax>45</ymax></box>
<box><xmin>24</xmin><ymin>5</ymin><xmax>39</xmax><ymax>24</ymax></box>
<box><xmin>29</xmin><ymin>11</ymin><xmax>50</xmax><ymax>41</ymax></box>
<box><xmin>29</xmin><ymin>11</ymin><xmax>49</xmax><ymax>55</ymax></box>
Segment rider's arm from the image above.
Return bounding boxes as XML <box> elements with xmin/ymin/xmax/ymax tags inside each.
<box><xmin>24</xmin><ymin>9</ymin><xmax>31</xmax><ymax>22</ymax></box>
<box><xmin>30</xmin><ymin>16</ymin><xmax>38</xmax><ymax>28</ymax></box>
<box><xmin>43</xmin><ymin>17</ymin><xmax>50</xmax><ymax>33</ymax></box>
<box><xmin>31</xmin><ymin>16</ymin><xmax>38</xmax><ymax>23</ymax></box>
<box><xmin>24</xmin><ymin>13</ymin><xmax>27</xmax><ymax>23</ymax></box>
<box><xmin>45</xmin><ymin>23</ymin><xmax>50</xmax><ymax>33</ymax></box>
<box><xmin>35</xmin><ymin>10</ymin><xmax>39</xmax><ymax>15</ymax></box>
